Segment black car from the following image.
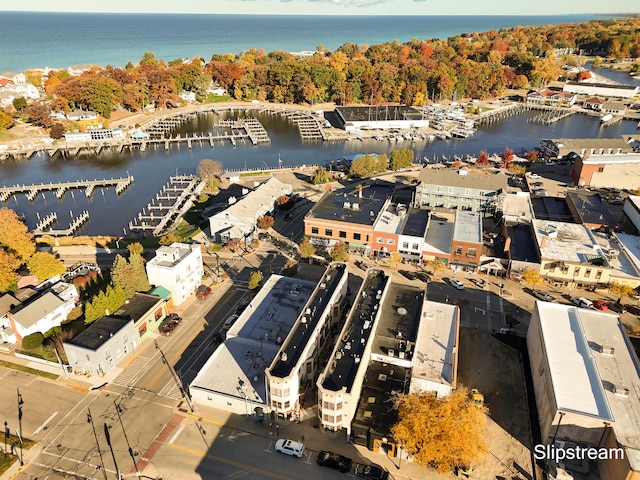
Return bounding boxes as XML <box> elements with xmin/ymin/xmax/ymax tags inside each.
<box><xmin>354</xmin><ymin>463</ymin><xmax>389</xmax><ymax>480</ymax></box>
<box><xmin>415</xmin><ymin>272</ymin><xmax>430</xmax><ymax>283</ymax></box>
<box><xmin>317</xmin><ymin>451</ymin><xmax>353</xmax><ymax>473</ymax></box>
<box><xmin>399</xmin><ymin>270</ymin><xmax>416</xmax><ymax>281</ymax></box>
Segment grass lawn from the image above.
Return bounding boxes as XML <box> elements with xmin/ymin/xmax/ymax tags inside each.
<box><xmin>0</xmin><ymin>130</ymin><xmax>17</xmax><ymax>142</ymax></box>
<box><xmin>0</xmin><ymin>434</ymin><xmax>36</xmax><ymax>476</ymax></box>
<box><xmin>0</xmin><ymin>360</ymin><xmax>58</xmax><ymax>380</ymax></box>
<box><xmin>173</xmin><ymin>218</ymin><xmax>202</xmax><ymax>241</ymax></box>
<box><xmin>240</xmin><ymin>171</ymin><xmax>269</xmax><ymax>177</ymax></box>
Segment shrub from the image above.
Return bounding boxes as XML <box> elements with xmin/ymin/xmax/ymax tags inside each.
<box><xmin>22</xmin><ymin>332</ymin><xmax>45</xmax><ymax>350</ymax></box>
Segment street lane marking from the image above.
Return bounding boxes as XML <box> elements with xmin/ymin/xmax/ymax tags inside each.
<box><xmin>264</xmin><ymin>440</ymin><xmax>273</xmax><ymax>453</ymax></box>
<box><xmin>168</xmin><ymin>443</ymin><xmax>294</xmax><ymax>480</ymax></box>
<box><xmin>168</xmin><ymin>424</ymin><xmax>185</xmax><ymax>444</ymax></box>
<box><xmin>33</xmin><ymin>411</ymin><xmax>58</xmax><ymax>435</ymax></box>
<box><xmin>145</xmin><ymin>325</ymin><xmax>202</xmax><ymax>390</ymax></box>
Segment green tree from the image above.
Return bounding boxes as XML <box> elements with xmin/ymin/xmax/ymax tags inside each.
<box><xmin>390</xmin><ymin>149</ymin><xmax>414</xmax><ymax>171</ymax></box>
<box><xmin>128</xmin><ymin>253</ymin><xmax>151</xmax><ymax>294</ymax></box>
<box><xmin>299</xmin><ymin>237</ymin><xmax>316</xmax><ymax>259</ymax></box>
<box><xmin>21</xmin><ymin>332</ymin><xmax>45</xmax><ymax>350</ymax></box>
<box><xmin>391</xmin><ymin>388</ymin><xmax>487</xmax><ymax>472</ymax></box>
<box><xmin>27</xmin><ymin>251</ymin><xmax>66</xmax><ymax>281</ymax></box>
<box><xmin>111</xmin><ymin>253</ymin><xmax>150</xmax><ymax>298</ymax></box>
<box><xmin>310</xmin><ymin>167</ymin><xmax>330</xmax><ymax>185</ymax></box>
<box><xmin>159</xmin><ymin>232</ymin><xmax>182</xmax><ymax>246</ymax></box>
<box><xmin>248</xmin><ymin>270</ymin><xmax>263</xmax><ymax>290</ymax></box>
<box><xmin>12</xmin><ymin>97</ymin><xmax>27</xmax><ymax>111</ymax></box>
<box><xmin>126</xmin><ymin>242</ymin><xmax>144</xmax><ymax>256</ymax></box>
<box><xmin>330</xmin><ymin>242</ymin><xmax>348</xmax><ymax>262</ymax></box>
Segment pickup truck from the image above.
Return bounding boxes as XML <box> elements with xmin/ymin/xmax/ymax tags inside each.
<box><xmin>316</xmin><ymin>451</ymin><xmax>353</xmax><ymax>473</ymax></box>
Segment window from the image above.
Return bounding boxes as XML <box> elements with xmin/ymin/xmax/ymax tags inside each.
<box><xmin>402</xmin><ymin>242</ymin><xmax>409</xmax><ymax>249</ymax></box>
<box><xmin>412</xmin><ymin>243</ymin><xmax>419</xmax><ymax>250</ymax></box>
<box><xmin>448</xmin><ymin>187</ymin><xmax>455</xmax><ymax>193</ymax></box>
<box><xmin>596</xmin><ymin>270</ymin><xmax>603</xmax><ymax>280</ymax></box>
<box><xmin>376</xmin><ymin>237</ymin><xmax>384</xmax><ymax>244</ymax></box>
<box><xmin>436</xmin><ymin>186</ymin><xmax>443</xmax><ymax>192</ymax></box>
<box><xmin>154</xmin><ymin>308</ymin><xmax>163</xmax><ymax>321</ymax></box>
<box><xmin>323</xmin><ymin>414</ymin><xmax>334</xmax><ymax>423</ymax></box>
<box><xmin>283</xmin><ymin>388</ymin><xmax>290</xmax><ymax>397</ymax></box>
<box><xmin>311</xmin><ymin>227</ymin><xmax>319</xmax><ymax>234</ymax></box>
<box><xmin>584</xmin><ymin>268</ymin><xmax>591</xmax><ymax>278</ymax></box>
<box><xmin>598</xmin><ymin>166</ymin><xmax>605</xmax><ymax>173</ymax></box>
<box><xmin>104</xmin><ymin>348</ymin><xmax>111</xmax><ymax>359</ymax></box>
<box><xmin>323</xmin><ymin>401</ymin><xmax>334</xmax><ymax>410</ymax></box>
<box><xmin>561</xmin><ymin>265</ymin><xmax>569</xmax><ymax>274</ymax></box>
<box><xmin>353</xmin><ymin>232</ymin><xmax>361</xmax><ymax>241</ymax></box>
<box><xmin>109</xmin><ymin>358</ymin><xmax>114</xmax><ymax>367</ymax></box>
<box><xmin>284</xmin><ymin>401</ymin><xmax>290</xmax><ymax>409</ymax></box>
<box><xmin>574</xmin><ymin>267</ymin><xmax>580</xmax><ymax>276</ymax></box>
<box><xmin>455</xmin><ymin>246</ymin><xmax>463</xmax><ymax>256</ymax></box>
<box><xmin>123</xmin><ymin>344</ymin><xmax>128</xmax><ymax>355</ymax></box>
<box><xmin>467</xmin><ymin>248</ymin><xmax>477</xmax><ymax>258</ymax></box>
<box><xmin>386</xmin><ymin>238</ymin><xmax>395</xmax><ymax>245</ymax></box>
<box><xmin>465</xmin><ymin>188</ymin><xmax>471</xmax><ymax>195</ymax></box>
<box><xmin>122</xmin><ymin>332</ymin><xmax>128</xmax><ymax>343</ymax></box>
<box><xmin>272</xmin><ymin>388</ymin><xmax>282</xmax><ymax>397</ymax></box>
<box><xmin>339</xmin><ymin>231</ymin><xmax>347</xmax><ymax>238</ymax></box>
<box><xmin>336</xmin><ymin>402</ymin><xmax>342</xmax><ymax>410</ymax></box>
<box><xmin>306</xmin><ymin>363</ymin><xmax>312</xmax><ymax>374</ymax></box>
<box><xmin>325</xmin><ymin>229</ymin><xmax>333</xmax><ymax>236</ymax></box>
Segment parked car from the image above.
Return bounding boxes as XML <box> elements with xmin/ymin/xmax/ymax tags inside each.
<box><xmin>527</xmin><ymin>173</ymin><xmax>541</xmax><ymax>179</ymax></box>
<box><xmin>533</xmin><ymin>189</ymin><xmax>548</xmax><ymax>196</ymax></box>
<box><xmin>354</xmin><ymin>463</ymin><xmax>389</xmax><ymax>480</ymax></box>
<box><xmin>196</xmin><ymin>285</ymin><xmax>212</xmax><ymax>299</ymax></box>
<box><xmin>592</xmin><ymin>300</ymin><xmax>609</xmax><ymax>311</ymax></box>
<box><xmin>399</xmin><ymin>270</ymin><xmax>416</xmax><ymax>281</ymax></box>
<box><xmin>531</xmin><ymin>181</ymin><xmax>544</xmax><ymax>187</ymax></box>
<box><xmin>415</xmin><ymin>272</ymin><xmax>430</xmax><ymax>283</ymax></box>
<box><xmin>316</xmin><ymin>451</ymin><xmax>353</xmax><ymax>473</ymax></box>
<box><xmin>571</xmin><ymin>297</ymin><xmax>593</xmax><ymax>309</ymax></box>
<box><xmin>448</xmin><ymin>278</ymin><xmax>464</xmax><ymax>290</ymax></box>
<box><xmin>159</xmin><ymin>315</ymin><xmax>182</xmax><ymax>336</ymax></box>
<box><xmin>275</xmin><ymin>439</ymin><xmax>304</xmax><ymax>457</ymax></box>
<box><xmin>222</xmin><ymin>314</ymin><xmax>238</xmax><ymax>332</ymax></box>
<box><xmin>626</xmin><ymin>305</ymin><xmax>640</xmax><ymax>316</ymax></box>
<box><xmin>533</xmin><ymin>291</ymin><xmax>556</xmax><ymax>302</ymax></box>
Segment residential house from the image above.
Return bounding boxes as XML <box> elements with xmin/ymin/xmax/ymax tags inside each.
<box><xmin>602</xmin><ymin>100</ymin><xmax>627</xmax><ymax>116</ymax></box>
<box><xmin>416</xmin><ymin>168</ymin><xmax>508</xmax><ymax>213</ymax></box>
<box><xmin>583</xmin><ymin>97</ymin><xmax>606</xmax><ymax>111</ymax></box>
<box><xmin>527</xmin><ymin>302</ymin><xmax>640</xmax><ymax>480</ymax></box>
<box><xmin>64</xmin><ymin>316</ymin><xmax>137</xmax><ymax>377</ymax></box>
<box><xmin>114</xmin><ymin>292</ymin><xmax>167</xmax><ymax>341</ymax></box>
<box><xmin>66</xmin><ymin>110</ymin><xmax>98</xmax><ymax>121</ymax></box>
<box><xmin>526</xmin><ymin>87</ymin><xmax>576</xmax><ymax>106</ymax></box>
<box><xmin>0</xmin><ymin>293</ymin><xmax>21</xmax><ymax>344</ymax></box>
<box><xmin>145</xmin><ymin>242</ymin><xmax>203</xmax><ymax>306</ymax></box>
<box><xmin>207</xmin><ymin>177</ymin><xmax>292</xmax><ymax>243</ymax></box>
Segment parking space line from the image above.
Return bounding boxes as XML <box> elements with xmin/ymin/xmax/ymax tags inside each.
<box><xmin>168</xmin><ymin>424</ymin><xmax>185</xmax><ymax>444</ymax></box>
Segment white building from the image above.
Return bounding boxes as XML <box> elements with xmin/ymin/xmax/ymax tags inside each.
<box><xmin>207</xmin><ymin>177</ymin><xmax>292</xmax><ymax>243</ymax></box>
<box><xmin>7</xmin><ymin>290</ymin><xmax>77</xmax><ymax>343</ymax></box>
<box><xmin>563</xmin><ymin>81</ymin><xmax>639</xmax><ymax>99</ymax></box>
<box><xmin>527</xmin><ymin>301</ymin><xmax>640</xmax><ymax>480</ymax></box>
<box><xmin>145</xmin><ymin>243</ymin><xmax>203</xmax><ymax>306</ymax></box>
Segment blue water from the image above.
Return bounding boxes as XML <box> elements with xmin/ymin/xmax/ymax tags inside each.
<box><xmin>0</xmin><ymin>12</ymin><xmax>604</xmax><ymax>72</ymax></box>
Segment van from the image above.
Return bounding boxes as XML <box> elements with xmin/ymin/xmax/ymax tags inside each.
<box><xmin>222</xmin><ymin>314</ymin><xmax>238</xmax><ymax>331</ymax></box>
<box><xmin>571</xmin><ymin>297</ymin><xmax>593</xmax><ymax>309</ymax></box>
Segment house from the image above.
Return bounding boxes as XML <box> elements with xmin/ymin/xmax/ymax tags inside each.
<box><xmin>179</xmin><ymin>91</ymin><xmax>196</xmax><ymax>102</ymax></box>
<box><xmin>207</xmin><ymin>177</ymin><xmax>292</xmax><ymax>243</ymax></box>
<box><xmin>64</xmin><ymin>316</ymin><xmax>137</xmax><ymax>377</ymax></box>
<box><xmin>563</xmin><ymin>81</ymin><xmax>639</xmax><ymax>99</ymax></box>
<box><xmin>583</xmin><ymin>97</ymin><xmax>606</xmax><ymax>111</ymax></box>
<box><xmin>66</xmin><ymin>110</ymin><xmax>98</xmax><ymax>121</ymax></box>
<box><xmin>527</xmin><ymin>302</ymin><xmax>640</xmax><ymax>480</ymax></box>
<box><xmin>7</xmin><ymin>290</ymin><xmax>77</xmax><ymax>343</ymax></box>
<box><xmin>145</xmin><ymin>242</ymin><xmax>203</xmax><ymax>306</ymax></box>
<box><xmin>114</xmin><ymin>292</ymin><xmax>166</xmax><ymax>341</ymax></box>
<box><xmin>416</xmin><ymin>168</ymin><xmax>508</xmax><ymax>213</ymax></box>
<box><xmin>67</xmin><ymin>64</ymin><xmax>98</xmax><ymax>76</ymax></box>
<box><xmin>526</xmin><ymin>87</ymin><xmax>576</xmax><ymax>106</ymax></box>
<box><xmin>602</xmin><ymin>100</ymin><xmax>627</xmax><ymax>116</ymax></box>
<box><xmin>0</xmin><ymin>293</ymin><xmax>21</xmax><ymax>344</ymax></box>
<box><xmin>450</xmin><ymin>210</ymin><xmax>483</xmax><ymax>273</ymax></box>
<box><xmin>209</xmin><ymin>86</ymin><xmax>227</xmax><ymax>96</ymax></box>
<box><xmin>0</xmin><ymin>81</ymin><xmax>40</xmax><ymax>106</ymax></box>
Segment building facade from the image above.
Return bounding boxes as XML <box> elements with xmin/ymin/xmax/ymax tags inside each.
<box><xmin>145</xmin><ymin>243</ymin><xmax>203</xmax><ymax>306</ymax></box>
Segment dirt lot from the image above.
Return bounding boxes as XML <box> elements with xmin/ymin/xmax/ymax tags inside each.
<box><xmin>458</xmin><ymin>327</ymin><xmax>543</xmax><ymax>480</ymax></box>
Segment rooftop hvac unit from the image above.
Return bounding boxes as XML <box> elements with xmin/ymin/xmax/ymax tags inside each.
<box><xmin>301</xmin><ymin>317</ymin><xmax>307</xmax><ymax>323</ymax></box>
<box><xmin>306</xmin><ymin>308</ymin><xmax>311</xmax><ymax>314</ymax></box>
<box><xmin>599</xmin><ymin>345</ymin><xmax>615</xmax><ymax>356</ymax></box>
<box><xmin>399</xmin><ymin>351</ymin><xmax>405</xmax><ymax>359</ymax></box>
<box><xmin>614</xmin><ymin>385</ymin><xmax>629</xmax><ymax>397</ymax></box>
<box><xmin>281</xmin><ymin>352</ymin><xmax>288</xmax><ymax>362</ymax></box>
<box><xmin>389</xmin><ymin>349</ymin><xmax>395</xmax><ymax>357</ymax></box>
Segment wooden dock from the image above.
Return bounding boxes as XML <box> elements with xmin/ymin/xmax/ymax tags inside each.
<box><xmin>281</xmin><ymin>110</ymin><xmax>326</xmax><ymax>140</ymax></box>
<box><xmin>33</xmin><ymin>211</ymin><xmax>90</xmax><ymax>236</ymax></box>
<box><xmin>129</xmin><ymin>175</ymin><xmax>206</xmax><ymax>237</ymax></box>
<box><xmin>215</xmin><ymin>118</ymin><xmax>271</xmax><ymax>144</ymax></box>
<box><xmin>0</xmin><ymin>175</ymin><xmax>134</xmax><ymax>203</ymax></box>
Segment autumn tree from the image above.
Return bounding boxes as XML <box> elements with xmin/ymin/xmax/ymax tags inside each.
<box><xmin>389</xmin><ymin>252</ymin><xmax>403</xmax><ymax>269</ymax></box>
<box><xmin>27</xmin><ymin>252</ymin><xmax>66</xmax><ymax>281</ymax></box>
<box><xmin>50</xmin><ymin>123</ymin><xmax>65</xmax><ymax>139</ymax></box>
<box><xmin>256</xmin><ymin>215</ymin><xmax>274</xmax><ymax>230</ymax></box>
<box><xmin>501</xmin><ymin>147</ymin><xmax>514</xmax><ymax>164</ymax></box>
<box><xmin>521</xmin><ymin>267</ymin><xmax>544</xmax><ymax>292</ymax></box>
<box><xmin>84</xmin><ymin>283</ymin><xmax>127</xmax><ymax>324</ymax></box>
<box><xmin>248</xmin><ymin>270</ymin><xmax>263</xmax><ymax>290</ymax></box>
<box><xmin>390</xmin><ymin>149</ymin><xmax>414</xmax><ymax>171</ymax></box>
<box><xmin>391</xmin><ymin>388</ymin><xmax>487</xmax><ymax>472</ymax></box>
<box><xmin>24</xmin><ymin>102</ymin><xmax>53</xmax><ymax>127</ymax></box>
<box><xmin>126</xmin><ymin>242</ymin><xmax>144</xmax><ymax>256</ymax></box>
<box><xmin>330</xmin><ymin>242</ymin><xmax>348</xmax><ymax>262</ymax></box>
<box><xmin>299</xmin><ymin>237</ymin><xmax>316</xmax><ymax>259</ymax></box>
<box><xmin>425</xmin><ymin>258</ymin><xmax>447</xmax><ymax>277</ymax></box>
<box><xmin>197</xmin><ymin>159</ymin><xmax>223</xmax><ymax>188</ymax></box>
<box><xmin>276</xmin><ymin>195</ymin><xmax>294</xmax><ymax>210</ymax></box>
<box><xmin>0</xmin><ymin>208</ymin><xmax>36</xmax><ymax>291</ymax></box>
<box><xmin>609</xmin><ymin>281</ymin><xmax>634</xmax><ymax>303</ymax></box>
<box><xmin>525</xmin><ymin>151</ymin><xmax>538</xmax><ymax>162</ymax></box>
<box><xmin>159</xmin><ymin>232</ymin><xmax>182</xmax><ymax>246</ymax></box>
<box><xmin>310</xmin><ymin>167</ymin><xmax>329</xmax><ymax>185</ymax></box>
<box><xmin>0</xmin><ymin>109</ymin><xmax>13</xmax><ymax>130</ymax></box>
<box><xmin>476</xmin><ymin>150</ymin><xmax>489</xmax><ymax>166</ymax></box>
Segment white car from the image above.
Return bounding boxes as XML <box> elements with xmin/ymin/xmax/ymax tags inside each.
<box><xmin>527</xmin><ymin>173</ymin><xmax>541</xmax><ymax>179</ymax></box>
<box><xmin>571</xmin><ymin>297</ymin><xmax>593</xmax><ymax>309</ymax></box>
<box><xmin>449</xmin><ymin>279</ymin><xmax>464</xmax><ymax>290</ymax></box>
<box><xmin>275</xmin><ymin>439</ymin><xmax>305</xmax><ymax>457</ymax></box>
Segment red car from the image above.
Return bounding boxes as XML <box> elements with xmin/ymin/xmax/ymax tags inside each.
<box><xmin>196</xmin><ymin>285</ymin><xmax>212</xmax><ymax>299</ymax></box>
<box><xmin>592</xmin><ymin>300</ymin><xmax>608</xmax><ymax>311</ymax></box>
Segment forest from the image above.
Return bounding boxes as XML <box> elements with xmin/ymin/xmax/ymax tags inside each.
<box><xmin>9</xmin><ymin>16</ymin><xmax>640</xmax><ymax>121</ymax></box>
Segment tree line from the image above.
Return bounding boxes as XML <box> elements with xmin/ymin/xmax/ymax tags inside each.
<box><xmin>2</xmin><ymin>16</ymin><xmax>637</xmax><ymax>127</ymax></box>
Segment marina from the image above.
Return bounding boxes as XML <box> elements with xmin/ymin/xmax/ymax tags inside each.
<box><xmin>33</xmin><ymin>210</ymin><xmax>90</xmax><ymax>237</ymax></box>
<box><xmin>0</xmin><ymin>175</ymin><xmax>134</xmax><ymax>203</ymax></box>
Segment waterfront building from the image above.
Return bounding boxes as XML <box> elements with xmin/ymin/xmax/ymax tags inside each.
<box><xmin>571</xmin><ymin>152</ymin><xmax>640</xmax><ymax>189</ymax></box>
<box><xmin>582</xmin><ymin>97</ymin><xmax>606</xmax><ymax>111</ymax></box>
<box><xmin>416</xmin><ymin>168</ymin><xmax>508</xmax><ymax>213</ymax></box>
<box><xmin>539</xmin><ymin>137</ymin><xmax>632</xmax><ymax>159</ymax></box>
<box><xmin>63</xmin><ymin>128</ymin><xmax>125</xmax><ymax>143</ymax></box>
<box><xmin>64</xmin><ymin>316</ymin><xmax>137</xmax><ymax>377</ymax></box>
<box><xmin>189</xmin><ymin>275</ymin><xmax>316</xmax><ymax>416</ymax></box>
<box><xmin>333</xmin><ymin>105</ymin><xmax>429</xmax><ymax>133</ymax></box>
<box><xmin>527</xmin><ymin>302</ymin><xmax>640</xmax><ymax>480</ymax></box>
<box><xmin>526</xmin><ymin>87</ymin><xmax>576</xmax><ymax>106</ymax></box>
<box><xmin>114</xmin><ymin>292</ymin><xmax>167</xmax><ymax>341</ymax></box>
<box><xmin>207</xmin><ymin>177</ymin><xmax>292</xmax><ymax>243</ymax></box>
<box><xmin>602</xmin><ymin>100</ymin><xmax>627</xmax><ymax>116</ymax></box>
<box><xmin>621</xmin><ymin>195</ymin><xmax>640</xmax><ymax>235</ymax></box>
<box><xmin>563</xmin><ymin>81</ymin><xmax>639</xmax><ymax>99</ymax></box>
<box><xmin>145</xmin><ymin>242</ymin><xmax>203</xmax><ymax>306</ymax></box>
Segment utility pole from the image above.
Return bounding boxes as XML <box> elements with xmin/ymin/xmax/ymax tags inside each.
<box><xmin>155</xmin><ymin>340</ymin><xmax>195</xmax><ymax>412</ymax></box>
<box><xmin>16</xmin><ymin>389</ymin><xmax>23</xmax><ymax>466</ymax></box>
<box><xmin>103</xmin><ymin>422</ymin><xmax>121</xmax><ymax>480</ymax></box>
<box><xmin>114</xmin><ymin>400</ymin><xmax>141</xmax><ymax>478</ymax></box>
<box><xmin>87</xmin><ymin>409</ymin><xmax>108</xmax><ymax>480</ymax></box>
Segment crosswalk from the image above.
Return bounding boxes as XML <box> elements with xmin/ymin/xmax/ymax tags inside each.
<box><xmin>112</xmin><ymin>354</ymin><xmax>153</xmax><ymax>387</ymax></box>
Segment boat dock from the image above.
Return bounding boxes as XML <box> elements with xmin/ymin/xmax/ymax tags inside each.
<box><xmin>129</xmin><ymin>175</ymin><xmax>206</xmax><ymax>237</ymax></box>
<box><xmin>281</xmin><ymin>111</ymin><xmax>326</xmax><ymax>141</ymax></box>
<box><xmin>33</xmin><ymin>211</ymin><xmax>90</xmax><ymax>237</ymax></box>
<box><xmin>0</xmin><ymin>175</ymin><xmax>134</xmax><ymax>203</ymax></box>
<box><xmin>601</xmin><ymin>115</ymin><xmax>623</xmax><ymax>127</ymax></box>
<box><xmin>215</xmin><ymin>118</ymin><xmax>271</xmax><ymax>144</ymax></box>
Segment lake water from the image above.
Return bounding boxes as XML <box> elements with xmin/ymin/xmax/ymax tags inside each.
<box><xmin>1</xmin><ymin>110</ymin><xmax>637</xmax><ymax>235</ymax></box>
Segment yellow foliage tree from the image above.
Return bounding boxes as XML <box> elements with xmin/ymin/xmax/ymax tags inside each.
<box><xmin>391</xmin><ymin>388</ymin><xmax>487</xmax><ymax>472</ymax></box>
<box><xmin>0</xmin><ymin>208</ymin><xmax>36</xmax><ymax>261</ymax></box>
<box><xmin>27</xmin><ymin>252</ymin><xmax>66</xmax><ymax>281</ymax></box>
<box><xmin>520</xmin><ymin>267</ymin><xmax>544</xmax><ymax>291</ymax></box>
<box><xmin>609</xmin><ymin>281</ymin><xmax>634</xmax><ymax>303</ymax></box>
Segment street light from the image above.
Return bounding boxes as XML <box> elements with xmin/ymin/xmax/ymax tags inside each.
<box><xmin>16</xmin><ymin>388</ymin><xmax>23</xmax><ymax>466</ymax></box>
<box><xmin>103</xmin><ymin>422</ymin><xmax>121</xmax><ymax>480</ymax></box>
<box><xmin>4</xmin><ymin>421</ymin><xmax>7</xmax><ymax>458</ymax></box>
<box><xmin>87</xmin><ymin>409</ymin><xmax>108</xmax><ymax>480</ymax></box>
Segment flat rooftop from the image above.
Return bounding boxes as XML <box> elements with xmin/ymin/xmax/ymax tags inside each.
<box><xmin>269</xmin><ymin>263</ymin><xmax>347</xmax><ymax>378</ymax></box>
<box><xmin>531</xmin><ymin>197</ymin><xmax>576</xmax><ymax>223</ymax></box>
<box><xmin>321</xmin><ymin>269</ymin><xmax>389</xmax><ymax>393</ymax></box>
<box><xmin>502</xmin><ymin>192</ymin><xmax>533</xmax><ymax>224</ymax></box>
<box><xmin>147</xmin><ymin>243</ymin><xmax>196</xmax><ymax>269</ymax></box>
<box><xmin>545</xmin><ymin>138</ymin><xmax>633</xmax><ymax>156</ymax></box>
<box><xmin>506</xmin><ymin>224</ymin><xmax>539</xmax><ymax>263</ymax></box>
<box><xmin>532</xmin><ymin>219</ymin><xmax>609</xmax><ymax>265</ymax></box>
<box><xmin>417</xmin><ymin>168</ymin><xmax>509</xmax><ymax>192</ymax></box>
<box><xmin>411</xmin><ymin>301</ymin><xmax>458</xmax><ymax>387</ymax></box>
<box><xmin>190</xmin><ymin>275</ymin><xmax>315</xmax><ymax>403</ymax></box>
<box><xmin>336</xmin><ymin>105</ymin><xmax>424</xmax><ymax>122</ymax></box>
<box><xmin>307</xmin><ymin>180</ymin><xmax>394</xmax><ymax>226</ymax></box>
<box><xmin>423</xmin><ymin>214</ymin><xmax>454</xmax><ymax>256</ymax></box>
<box><xmin>536</xmin><ymin>301</ymin><xmax>640</xmax><ymax>470</ymax></box>
<box><xmin>581</xmin><ymin>152</ymin><xmax>640</xmax><ymax>165</ymax></box>
<box><xmin>566</xmin><ymin>192</ymin><xmax>618</xmax><ymax>228</ymax></box>
<box><xmin>401</xmin><ymin>209</ymin><xmax>429</xmax><ymax>238</ymax></box>
<box><xmin>453</xmin><ymin>210</ymin><xmax>482</xmax><ymax>244</ymax></box>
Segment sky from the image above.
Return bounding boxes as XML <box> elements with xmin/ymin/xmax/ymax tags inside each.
<box><xmin>1</xmin><ymin>0</ymin><xmax>639</xmax><ymax>15</ymax></box>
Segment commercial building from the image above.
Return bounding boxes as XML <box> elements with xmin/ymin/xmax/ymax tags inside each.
<box><xmin>450</xmin><ymin>211</ymin><xmax>483</xmax><ymax>272</ymax></box>
<box><xmin>189</xmin><ymin>275</ymin><xmax>316</xmax><ymax>415</ymax></box>
<box><xmin>145</xmin><ymin>242</ymin><xmax>203</xmax><ymax>306</ymax></box>
<box><xmin>266</xmin><ymin>263</ymin><xmax>349</xmax><ymax>417</ymax></box>
<box><xmin>334</xmin><ymin>106</ymin><xmax>429</xmax><ymax>132</ymax></box>
<box><xmin>526</xmin><ymin>87</ymin><xmax>576</xmax><ymax>106</ymax></box>
<box><xmin>416</xmin><ymin>168</ymin><xmax>508</xmax><ymax>213</ymax></box>
<box><xmin>64</xmin><ymin>316</ymin><xmax>137</xmax><ymax>377</ymax></box>
<box><xmin>114</xmin><ymin>292</ymin><xmax>167</xmax><ymax>341</ymax></box>
<box><xmin>563</xmin><ymin>81</ymin><xmax>639</xmax><ymax>99</ymax></box>
<box><xmin>539</xmin><ymin>138</ymin><xmax>633</xmax><ymax>160</ymax></box>
<box><xmin>527</xmin><ymin>302</ymin><xmax>640</xmax><ymax>480</ymax></box>
<box><xmin>571</xmin><ymin>152</ymin><xmax>640</xmax><ymax>190</ymax></box>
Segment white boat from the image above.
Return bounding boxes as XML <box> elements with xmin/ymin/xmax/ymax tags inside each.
<box><xmin>600</xmin><ymin>113</ymin><xmax>613</xmax><ymax>123</ymax></box>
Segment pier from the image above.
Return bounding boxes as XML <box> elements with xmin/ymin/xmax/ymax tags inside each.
<box><xmin>215</xmin><ymin>118</ymin><xmax>271</xmax><ymax>144</ymax></box>
<box><xmin>281</xmin><ymin>110</ymin><xmax>326</xmax><ymax>141</ymax></box>
<box><xmin>0</xmin><ymin>175</ymin><xmax>134</xmax><ymax>203</ymax></box>
<box><xmin>33</xmin><ymin>211</ymin><xmax>90</xmax><ymax>237</ymax></box>
<box><xmin>129</xmin><ymin>175</ymin><xmax>206</xmax><ymax>237</ymax></box>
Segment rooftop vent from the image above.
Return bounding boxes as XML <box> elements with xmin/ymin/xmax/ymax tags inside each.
<box><xmin>388</xmin><ymin>349</ymin><xmax>395</xmax><ymax>357</ymax></box>
<box><xmin>301</xmin><ymin>316</ymin><xmax>307</xmax><ymax>324</ymax></box>
<box><xmin>397</xmin><ymin>307</ymin><xmax>408</xmax><ymax>315</ymax></box>
<box><xmin>599</xmin><ymin>345</ymin><xmax>615</xmax><ymax>356</ymax></box>
<box><xmin>614</xmin><ymin>385</ymin><xmax>629</xmax><ymax>397</ymax></box>
<box><xmin>281</xmin><ymin>352</ymin><xmax>288</xmax><ymax>362</ymax></box>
